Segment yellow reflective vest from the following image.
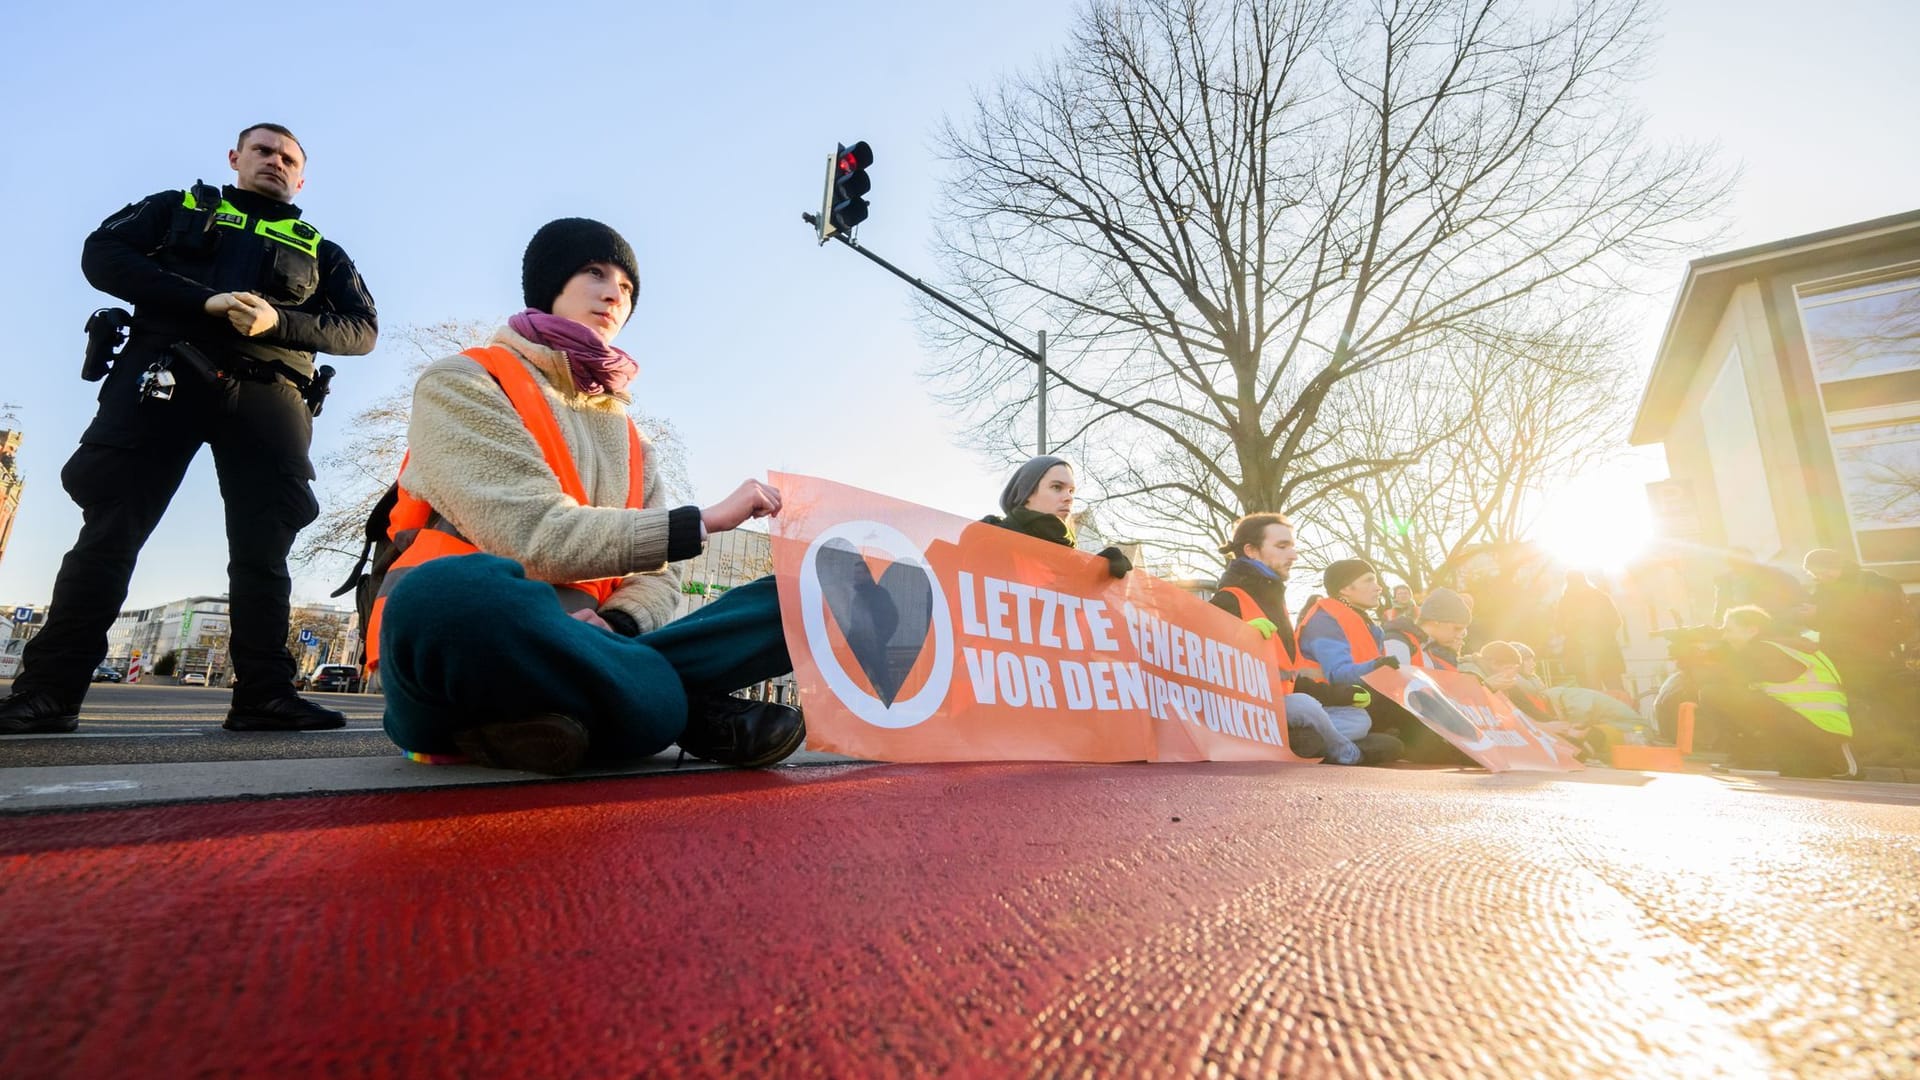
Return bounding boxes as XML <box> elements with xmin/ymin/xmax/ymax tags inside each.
<box><xmin>1757</xmin><ymin>641</ymin><xmax>1853</xmax><ymax>738</ymax></box>
<box><xmin>181</xmin><ymin>188</ymin><xmax>324</xmax><ymax>256</ymax></box>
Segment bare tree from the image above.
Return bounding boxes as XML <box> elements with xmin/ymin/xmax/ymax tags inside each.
<box><xmin>1306</xmin><ymin>320</ymin><xmax>1635</xmax><ymax>590</ymax></box>
<box><xmin>297</xmin><ymin>321</ymin><xmax>690</xmax><ymax>579</ymax></box>
<box><xmin>922</xmin><ymin>0</ymin><xmax>1725</xmax><ymax>557</ymax></box>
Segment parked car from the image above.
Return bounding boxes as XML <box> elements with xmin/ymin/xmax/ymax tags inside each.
<box><xmin>92</xmin><ymin>666</ymin><xmax>124</xmax><ymax>683</ymax></box>
<box><xmin>179</xmin><ymin>670</ymin><xmax>209</xmax><ymax>686</ymax></box>
<box><xmin>309</xmin><ymin>664</ymin><xmax>363</xmax><ymax>694</ymax></box>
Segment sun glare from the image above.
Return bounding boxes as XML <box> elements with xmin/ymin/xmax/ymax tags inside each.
<box><xmin>1533</xmin><ymin>473</ymin><xmax>1657</xmax><ymax>573</ymax></box>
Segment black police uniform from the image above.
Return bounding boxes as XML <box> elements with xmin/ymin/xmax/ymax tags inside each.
<box><xmin>12</xmin><ymin>184</ymin><xmax>377</xmax><ymax>716</ymax></box>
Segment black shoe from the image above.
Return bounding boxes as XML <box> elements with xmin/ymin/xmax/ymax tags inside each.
<box><xmin>1286</xmin><ymin>723</ymin><xmax>1327</xmax><ymax>760</ymax></box>
<box><xmin>1355</xmin><ymin>733</ymin><xmax>1405</xmax><ymax>765</ymax></box>
<box><xmin>453</xmin><ymin>713</ymin><xmax>589</xmax><ymax>776</ymax></box>
<box><xmin>0</xmin><ymin>690</ymin><xmax>81</xmax><ymax>735</ymax></box>
<box><xmin>224</xmin><ymin>695</ymin><xmax>348</xmax><ymax>732</ymax></box>
<box><xmin>677</xmin><ymin>694</ymin><xmax>806</xmax><ymax>768</ymax></box>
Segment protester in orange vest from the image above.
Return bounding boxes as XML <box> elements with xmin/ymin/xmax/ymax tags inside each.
<box><xmin>1209</xmin><ymin>516</ymin><xmax>1402</xmax><ymax>765</ymax></box>
<box><xmin>1382</xmin><ymin>587</ymin><xmax>1471</xmax><ymax>671</ymax></box>
<box><xmin>1298</xmin><ymin>559</ymin><xmax>1400</xmax><ymax>685</ymax></box>
<box><xmin>372</xmin><ymin>218</ymin><xmax>803</xmax><ymax>775</ymax></box>
<box><xmin>1301</xmin><ymin>560</ymin><xmax>1497</xmax><ymax>763</ymax></box>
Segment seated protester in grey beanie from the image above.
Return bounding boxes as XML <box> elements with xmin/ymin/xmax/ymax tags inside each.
<box><xmin>981</xmin><ymin>455</ymin><xmax>1132</xmax><ymax>578</ymax></box>
<box><xmin>371</xmin><ymin>217</ymin><xmax>802</xmax><ymax>776</ymax></box>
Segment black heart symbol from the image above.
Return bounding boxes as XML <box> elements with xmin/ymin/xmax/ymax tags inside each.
<box><xmin>816</xmin><ymin>538</ymin><xmax>934</xmax><ymax>706</ymax></box>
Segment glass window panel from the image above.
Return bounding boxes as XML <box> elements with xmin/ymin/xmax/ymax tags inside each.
<box><xmin>1800</xmin><ymin>275</ymin><xmax>1920</xmax><ymax>384</ymax></box>
<box><xmin>1829</xmin><ymin>420</ymin><xmax>1920</xmax><ymax>532</ymax></box>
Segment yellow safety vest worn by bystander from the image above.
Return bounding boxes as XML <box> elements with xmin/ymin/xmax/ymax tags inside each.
<box><xmin>363</xmin><ymin>346</ymin><xmax>645</xmax><ymax>671</ymax></box>
<box><xmin>1757</xmin><ymin>641</ymin><xmax>1853</xmax><ymax>738</ymax></box>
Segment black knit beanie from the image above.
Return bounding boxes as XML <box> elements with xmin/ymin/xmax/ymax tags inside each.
<box><xmin>1323</xmin><ymin>558</ymin><xmax>1377</xmax><ymax>597</ymax></box>
<box><xmin>1000</xmin><ymin>455</ymin><xmax>1071</xmax><ymax>515</ymax></box>
<box><xmin>522</xmin><ymin>218</ymin><xmax>641</xmax><ymax>313</ymax></box>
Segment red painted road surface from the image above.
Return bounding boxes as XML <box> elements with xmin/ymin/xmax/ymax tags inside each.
<box><xmin>3</xmin><ymin>764</ymin><xmax>1917</xmax><ymax>1078</ymax></box>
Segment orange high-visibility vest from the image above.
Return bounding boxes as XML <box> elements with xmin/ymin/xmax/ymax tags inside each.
<box><xmin>1385</xmin><ymin>626</ymin><xmax>1430</xmax><ymax>669</ymax></box>
<box><xmin>364</xmin><ymin>346</ymin><xmax>646</xmax><ymax>670</ymax></box>
<box><xmin>1297</xmin><ymin>597</ymin><xmax>1382</xmax><ymax>682</ymax></box>
<box><xmin>1217</xmin><ymin>586</ymin><xmax>1302</xmax><ymax>696</ymax></box>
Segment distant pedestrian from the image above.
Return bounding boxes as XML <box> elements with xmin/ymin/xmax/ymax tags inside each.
<box><xmin>1554</xmin><ymin>571</ymin><xmax>1626</xmax><ymax>693</ymax></box>
<box><xmin>1802</xmin><ymin>548</ymin><xmax>1908</xmax><ymax>729</ymax></box>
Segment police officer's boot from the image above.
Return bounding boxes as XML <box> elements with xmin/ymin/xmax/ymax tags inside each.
<box><xmin>224</xmin><ymin>694</ymin><xmax>348</xmax><ymax>732</ymax></box>
<box><xmin>0</xmin><ymin>689</ymin><xmax>82</xmax><ymax>735</ymax></box>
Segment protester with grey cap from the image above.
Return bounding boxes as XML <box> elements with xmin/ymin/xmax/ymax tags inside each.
<box><xmin>1411</xmin><ymin>587</ymin><xmax>1473</xmax><ymax>672</ymax></box>
<box><xmin>371</xmin><ymin>217</ymin><xmax>802</xmax><ymax>776</ymax></box>
<box><xmin>981</xmin><ymin>456</ymin><xmax>1132</xmax><ymax>578</ymax></box>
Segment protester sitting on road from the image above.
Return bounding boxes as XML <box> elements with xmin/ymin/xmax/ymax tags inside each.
<box><xmin>1513</xmin><ymin>639</ymin><xmax>1658</xmax><ymax>755</ymax></box>
<box><xmin>1464</xmin><ymin>641</ymin><xmax>1593</xmax><ymax>760</ymax></box>
<box><xmin>1297</xmin><ymin>559</ymin><xmax>1409</xmax><ymax>763</ymax></box>
<box><xmin>1210</xmin><ymin>514</ymin><xmax>1402</xmax><ymax>765</ymax></box>
<box><xmin>980</xmin><ymin>456</ymin><xmax>1131</xmax><ymax>578</ymax></box>
<box><xmin>1383</xmin><ymin>587</ymin><xmax>1471</xmax><ymax>671</ymax></box>
<box><xmin>1702</xmin><ymin>606</ymin><xmax>1855</xmax><ymax>778</ymax></box>
<box><xmin>1503</xmin><ymin>642</ymin><xmax>1561</xmax><ymax>725</ymax></box>
<box><xmin>1302</xmin><ymin>565</ymin><xmax>1474</xmax><ymax>766</ymax></box>
<box><xmin>369</xmin><ymin>218</ymin><xmax>804</xmax><ymax>776</ymax></box>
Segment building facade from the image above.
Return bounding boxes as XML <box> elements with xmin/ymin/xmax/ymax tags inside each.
<box><xmin>106</xmin><ymin>597</ymin><xmax>232</xmax><ymax>677</ymax></box>
<box><xmin>1633</xmin><ymin>209</ymin><xmax>1920</xmax><ymax>608</ymax></box>
<box><xmin>0</xmin><ymin>427</ymin><xmax>23</xmax><ymax>571</ymax></box>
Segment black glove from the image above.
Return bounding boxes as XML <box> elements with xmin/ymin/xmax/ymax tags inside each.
<box><xmin>1373</xmin><ymin>655</ymin><xmax>1401</xmax><ymax>670</ymax></box>
<box><xmin>1295</xmin><ymin>676</ymin><xmax>1335</xmax><ymax>705</ymax></box>
<box><xmin>1098</xmin><ymin>546</ymin><xmax>1132</xmax><ymax>579</ymax></box>
<box><xmin>599</xmin><ymin>609</ymin><xmax>641</xmax><ymax>637</ymax></box>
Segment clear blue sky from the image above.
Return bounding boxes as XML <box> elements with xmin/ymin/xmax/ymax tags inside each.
<box><xmin>1</xmin><ymin>0</ymin><xmax>1915</xmax><ymax>610</ymax></box>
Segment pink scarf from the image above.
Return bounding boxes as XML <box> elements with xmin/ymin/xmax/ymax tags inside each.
<box><xmin>508</xmin><ymin>309</ymin><xmax>639</xmax><ymax>396</ymax></box>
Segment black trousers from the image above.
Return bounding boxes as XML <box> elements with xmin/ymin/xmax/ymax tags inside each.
<box><xmin>1698</xmin><ymin>687</ymin><xmax>1847</xmax><ymax>777</ymax></box>
<box><xmin>17</xmin><ymin>357</ymin><xmax>318</xmax><ymax>707</ymax></box>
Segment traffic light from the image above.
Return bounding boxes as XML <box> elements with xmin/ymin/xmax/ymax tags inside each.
<box><xmin>818</xmin><ymin>140</ymin><xmax>873</xmax><ymax>242</ymax></box>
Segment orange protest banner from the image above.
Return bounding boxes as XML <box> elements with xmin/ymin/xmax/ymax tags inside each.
<box><xmin>770</xmin><ymin>473</ymin><xmax>1312</xmax><ymax>764</ymax></box>
<box><xmin>1362</xmin><ymin>665</ymin><xmax>1584</xmax><ymax>772</ymax></box>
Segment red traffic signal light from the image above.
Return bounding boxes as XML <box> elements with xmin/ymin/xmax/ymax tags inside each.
<box><xmin>828</xmin><ymin>140</ymin><xmax>873</xmax><ymax>236</ymax></box>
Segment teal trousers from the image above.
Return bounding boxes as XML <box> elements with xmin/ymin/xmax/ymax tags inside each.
<box><xmin>379</xmin><ymin>554</ymin><xmax>789</xmax><ymax>759</ymax></box>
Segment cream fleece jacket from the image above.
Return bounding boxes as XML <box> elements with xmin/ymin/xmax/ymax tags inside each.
<box><xmin>398</xmin><ymin>326</ymin><xmax>685</xmax><ymax>633</ymax></box>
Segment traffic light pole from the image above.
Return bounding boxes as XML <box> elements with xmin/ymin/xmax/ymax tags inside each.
<box><xmin>804</xmin><ymin>213</ymin><xmax>1050</xmax><ymax>454</ymax></box>
<box><xmin>1036</xmin><ymin>330</ymin><xmax>1047</xmax><ymax>455</ymax></box>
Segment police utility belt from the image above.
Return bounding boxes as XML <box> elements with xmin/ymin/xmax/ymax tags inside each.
<box><xmin>80</xmin><ymin>181</ymin><xmax>335</xmax><ymax>415</ymax></box>
<box><xmin>83</xmin><ymin>308</ymin><xmax>335</xmax><ymax>417</ymax></box>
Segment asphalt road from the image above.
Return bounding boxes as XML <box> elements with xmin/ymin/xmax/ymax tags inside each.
<box><xmin>3</xmin><ymin>763</ymin><xmax>1916</xmax><ymax>1078</ymax></box>
<box><xmin>0</xmin><ymin>678</ymin><xmax>392</xmax><ymax>766</ymax></box>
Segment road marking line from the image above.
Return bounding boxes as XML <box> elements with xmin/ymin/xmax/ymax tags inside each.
<box><xmin>0</xmin><ymin>779</ymin><xmax>142</xmax><ymax>800</ymax></box>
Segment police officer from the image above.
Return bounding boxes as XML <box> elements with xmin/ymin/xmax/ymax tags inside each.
<box><xmin>0</xmin><ymin>123</ymin><xmax>378</xmax><ymax>734</ymax></box>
